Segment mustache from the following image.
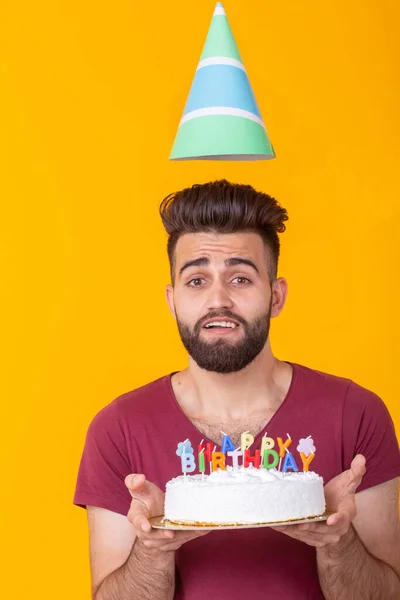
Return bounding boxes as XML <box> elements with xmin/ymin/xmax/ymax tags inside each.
<box><xmin>194</xmin><ymin>310</ymin><xmax>247</xmax><ymax>334</ymax></box>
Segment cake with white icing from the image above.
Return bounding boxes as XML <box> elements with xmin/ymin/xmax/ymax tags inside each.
<box><xmin>164</xmin><ymin>466</ymin><xmax>325</xmax><ymax>525</ymax></box>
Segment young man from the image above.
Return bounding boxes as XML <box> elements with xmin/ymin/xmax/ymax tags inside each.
<box><xmin>74</xmin><ymin>180</ymin><xmax>400</xmax><ymax>599</ymax></box>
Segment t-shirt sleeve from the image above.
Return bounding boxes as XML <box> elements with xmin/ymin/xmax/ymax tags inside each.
<box><xmin>73</xmin><ymin>401</ymin><xmax>133</xmax><ymax>516</ymax></box>
<box><xmin>342</xmin><ymin>381</ymin><xmax>400</xmax><ymax>493</ymax></box>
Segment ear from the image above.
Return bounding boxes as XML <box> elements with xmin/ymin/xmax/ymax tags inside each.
<box><xmin>165</xmin><ymin>284</ymin><xmax>176</xmax><ymax>320</ymax></box>
<box><xmin>270</xmin><ymin>277</ymin><xmax>288</xmax><ymax>318</ymax></box>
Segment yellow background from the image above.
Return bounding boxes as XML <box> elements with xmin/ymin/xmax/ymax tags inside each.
<box><xmin>1</xmin><ymin>0</ymin><xmax>399</xmax><ymax>597</ymax></box>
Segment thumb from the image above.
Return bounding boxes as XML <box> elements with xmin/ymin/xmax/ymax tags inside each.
<box><xmin>348</xmin><ymin>454</ymin><xmax>366</xmax><ymax>493</ymax></box>
<box><xmin>124</xmin><ymin>473</ymin><xmax>146</xmax><ymax>495</ymax></box>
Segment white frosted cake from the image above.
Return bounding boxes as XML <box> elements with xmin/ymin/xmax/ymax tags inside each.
<box><xmin>164</xmin><ymin>467</ymin><xmax>325</xmax><ymax>525</ymax></box>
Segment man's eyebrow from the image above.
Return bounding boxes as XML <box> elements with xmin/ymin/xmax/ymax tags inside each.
<box><xmin>179</xmin><ymin>257</ymin><xmax>210</xmax><ymax>276</ymax></box>
<box><xmin>179</xmin><ymin>256</ymin><xmax>260</xmax><ymax>276</ymax></box>
<box><xmin>225</xmin><ymin>257</ymin><xmax>260</xmax><ymax>274</ymax></box>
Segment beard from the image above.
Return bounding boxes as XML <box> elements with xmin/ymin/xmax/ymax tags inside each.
<box><xmin>176</xmin><ymin>302</ymin><xmax>272</xmax><ymax>374</ymax></box>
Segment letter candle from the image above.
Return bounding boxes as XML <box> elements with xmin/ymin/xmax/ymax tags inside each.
<box><xmin>260</xmin><ymin>434</ymin><xmax>275</xmax><ymax>468</ymax></box>
<box><xmin>205</xmin><ymin>443</ymin><xmax>213</xmax><ymax>461</ymax></box>
<box><xmin>197</xmin><ymin>439</ymin><xmax>205</xmax><ymax>478</ymax></box>
<box><xmin>179</xmin><ymin>442</ymin><xmax>196</xmax><ymax>475</ymax></box>
<box><xmin>297</xmin><ymin>435</ymin><xmax>316</xmax><ymax>471</ymax></box>
<box><xmin>227</xmin><ymin>447</ymin><xmax>242</xmax><ymax>470</ymax></box>
<box><xmin>300</xmin><ymin>451</ymin><xmax>315</xmax><ymax>471</ymax></box>
<box><xmin>199</xmin><ymin>448</ymin><xmax>206</xmax><ymax>480</ymax></box>
<box><xmin>210</xmin><ymin>445</ymin><xmax>216</xmax><ymax>474</ymax></box>
<box><xmin>282</xmin><ymin>446</ymin><xmax>299</xmax><ymax>472</ymax></box>
<box><xmin>221</xmin><ymin>431</ymin><xmax>235</xmax><ymax>454</ymax></box>
<box><xmin>277</xmin><ymin>433</ymin><xmax>292</xmax><ymax>471</ymax></box>
<box><xmin>212</xmin><ymin>451</ymin><xmax>226</xmax><ymax>471</ymax></box>
<box><xmin>199</xmin><ymin>442</ymin><xmax>213</xmax><ymax>473</ymax></box>
<box><xmin>263</xmin><ymin>449</ymin><xmax>279</xmax><ymax>469</ymax></box>
<box><xmin>244</xmin><ymin>448</ymin><xmax>261</xmax><ymax>468</ymax></box>
<box><xmin>183</xmin><ymin>438</ymin><xmax>188</xmax><ymax>478</ymax></box>
<box><xmin>240</xmin><ymin>431</ymin><xmax>254</xmax><ymax>454</ymax></box>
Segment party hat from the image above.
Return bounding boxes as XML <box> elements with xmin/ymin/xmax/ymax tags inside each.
<box><xmin>170</xmin><ymin>2</ymin><xmax>275</xmax><ymax>161</ymax></box>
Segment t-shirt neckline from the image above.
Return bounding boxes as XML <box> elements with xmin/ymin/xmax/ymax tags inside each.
<box><xmin>165</xmin><ymin>361</ymin><xmax>298</xmax><ymax>449</ymax></box>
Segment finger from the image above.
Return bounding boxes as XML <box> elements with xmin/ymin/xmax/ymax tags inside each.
<box><xmin>297</xmin><ymin>522</ymin><xmax>332</xmax><ymax>533</ymax></box>
<box><xmin>326</xmin><ymin>508</ymin><xmax>352</xmax><ymax>529</ymax></box>
<box><xmin>160</xmin><ymin>530</ymin><xmax>209</xmax><ymax>544</ymax></box>
<box><xmin>300</xmin><ymin>522</ymin><xmax>352</xmax><ymax>539</ymax></box>
<box><xmin>275</xmin><ymin>523</ymin><xmax>330</xmax><ymax>533</ymax></box>
<box><xmin>142</xmin><ymin>538</ymin><xmax>181</xmax><ymax>550</ymax></box>
<box><xmin>143</xmin><ymin>539</ymin><xmax>171</xmax><ymax>549</ymax></box>
<box><xmin>175</xmin><ymin>530</ymin><xmax>210</xmax><ymax>540</ymax></box>
<box><xmin>153</xmin><ymin>529</ymin><xmax>175</xmax><ymax>540</ymax></box>
<box><xmin>142</xmin><ymin>530</ymin><xmax>208</xmax><ymax>549</ymax></box>
<box><xmin>128</xmin><ymin>498</ymin><xmax>149</xmax><ymax>520</ymax></box>
<box><xmin>161</xmin><ymin>529</ymin><xmax>175</xmax><ymax>539</ymax></box>
<box><xmin>335</xmin><ymin>491</ymin><xmax>357</xmax><ymax>520</ymax></box>
<box><xmin>128</xmin><ymin>501</ymin><xmax>155</xmax><ymax>534</ymax></box>
<box><xmin>135</xmin><ymin>524</ymin><xmax>172</xmax><ymax>541</ymax></box>
<box><xmin>132</xmin><ymin>514</ymin><xmax>152</xmax><ymax>534</ymax></box>
<box><xmin>274</xmin><ymin>526</ymin><xmax>343</xmax><ymax>547</ymax></box>
<box><xmin>283</xmin><ymin>523</ymin><xmax>339</xmax><ymax>535</ymax></box>
<box><xmin>327</xmin><ymin>512</ymin><xmax>342</xmax><ymax>527</ymax></box>
<box><xmin>295</xmin><ymin>532</ymin><xmax>342</xmax><ymax>546</ymax></box>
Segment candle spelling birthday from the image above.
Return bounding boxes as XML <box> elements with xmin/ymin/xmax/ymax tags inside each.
<box><xmin>175</xmin><ymin>432</ymin><xmax>317</xmax><ymax>475</ymax></box>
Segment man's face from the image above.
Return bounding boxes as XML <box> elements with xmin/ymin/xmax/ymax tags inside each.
<box><xmin>166</xmin><ymin>232</ymin><xmax>287</xmax><ymax>374</ymax></box>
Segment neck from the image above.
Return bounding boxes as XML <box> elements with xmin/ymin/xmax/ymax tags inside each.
<box><xmin>172</xmin><ymin>342</ymin><xmax>293</xmax><ymax>421</ymax></box>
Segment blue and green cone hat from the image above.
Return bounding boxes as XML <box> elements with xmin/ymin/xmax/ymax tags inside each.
<box><xmin>169</xmin><ymin>2</ymin><xmax>275</xmax><ymax>161</ymax></box>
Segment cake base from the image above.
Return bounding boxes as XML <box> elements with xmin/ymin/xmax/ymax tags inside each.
<box><xmin>150</xmin><ymin>512</ymin><xmax>331</xmax><ymax>531</ymax></box>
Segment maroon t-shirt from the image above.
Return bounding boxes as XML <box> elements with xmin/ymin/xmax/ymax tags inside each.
<box><xmin>74</xmin><ymin>363</ymin><xmax>400</xmax><ymax>599</ymax></box>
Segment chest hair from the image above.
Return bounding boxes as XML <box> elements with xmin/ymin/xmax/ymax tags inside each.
<box><xmin>190</xmin><ymin>412</ymin><xmax>275</xmax><ymax>448</ymax></box>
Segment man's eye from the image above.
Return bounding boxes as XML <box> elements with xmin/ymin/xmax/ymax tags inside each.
<box><xmin>188</xmin><ymin>278</ymin><xmax>205</xmax><ymax>287</ymax></box>
<box><xmin>232</xmin><ymin>277</ymin><xmax>250</xmax><ymax>284</ymax></box>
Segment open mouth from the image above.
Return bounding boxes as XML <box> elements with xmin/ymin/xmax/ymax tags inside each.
<box><xmin>203</xmin><ymin>320</ymin><xmax>239</xmax><ymax>330</ymax></box>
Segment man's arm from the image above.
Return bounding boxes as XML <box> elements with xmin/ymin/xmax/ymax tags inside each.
<box><xmin>274</xmin><ymin>456</ymin><xmax>400</xmax><ymax>599</ymax></box>
<box><xmin>88</xmin><ymin>474</ymin><xmax>208</xmax><ymax>600</ymax></box>
<box><xmin>317</xmin><ymin>478</ymin><xmax>400</xmax><ymax>600</ymax></box>
<box><xmin>88</xmin><ymin>507</ymin><xmax>175</xmax><ymax>600</ymax></box>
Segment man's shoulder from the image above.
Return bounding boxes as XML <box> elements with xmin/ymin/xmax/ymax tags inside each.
<box><xmin>293</xmin><ymin>361</ymin><xmax>352</xmax><ymax>390</ymax></box>
<box><xmin>89</xmin><ymin>373</ymin><xmax>174</xmax><ymax>430</ymax></box>
<box><xmin>293</xmin><ymin>362</ymin><xmax>381</xmax><ymax>406</ymax></box>
<box><xmin>115</xmin><ymin>373</ymin><xmax>173</xmax><ymax>408</ymax></box>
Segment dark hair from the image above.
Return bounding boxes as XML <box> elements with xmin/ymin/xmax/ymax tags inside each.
<box><xmin>159</xmin><ymin>179</ymin><xmax>288</xmax><ymax>283</ymax></box>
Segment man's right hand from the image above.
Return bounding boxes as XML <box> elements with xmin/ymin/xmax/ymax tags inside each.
<box><xmin>125</xmin><ymin>474</ymin><xmax>209</xmax><ymax>552</ymax></box>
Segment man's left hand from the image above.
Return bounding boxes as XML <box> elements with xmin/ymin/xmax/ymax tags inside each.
<box><xmin>273</xmin><ymin>454</ymin><xmax>366</xmax><ymax>548</ymax></box>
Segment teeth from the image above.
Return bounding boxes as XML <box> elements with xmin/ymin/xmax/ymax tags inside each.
<box><xmin>205</xmin><ymin>321</ymin><xmax>238</xmax><ymax>328</ymax></box>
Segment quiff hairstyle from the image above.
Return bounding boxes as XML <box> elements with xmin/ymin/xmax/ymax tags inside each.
<box><xmin>159</xmin><ymin>179</ymin><xmax>288</xmax><ymax>284</ymax></box>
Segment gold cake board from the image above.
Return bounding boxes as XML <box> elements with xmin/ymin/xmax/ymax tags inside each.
<box><xmin>150</xmin><ymin>512</ymin><xmax>332</xmax><ymax>531</ymax></box>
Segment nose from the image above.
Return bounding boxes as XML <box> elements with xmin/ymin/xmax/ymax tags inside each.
<box><xmin>205</xmin><ymin>279</ymin><xmax>234</xmax><ymax>311</ymax></box>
